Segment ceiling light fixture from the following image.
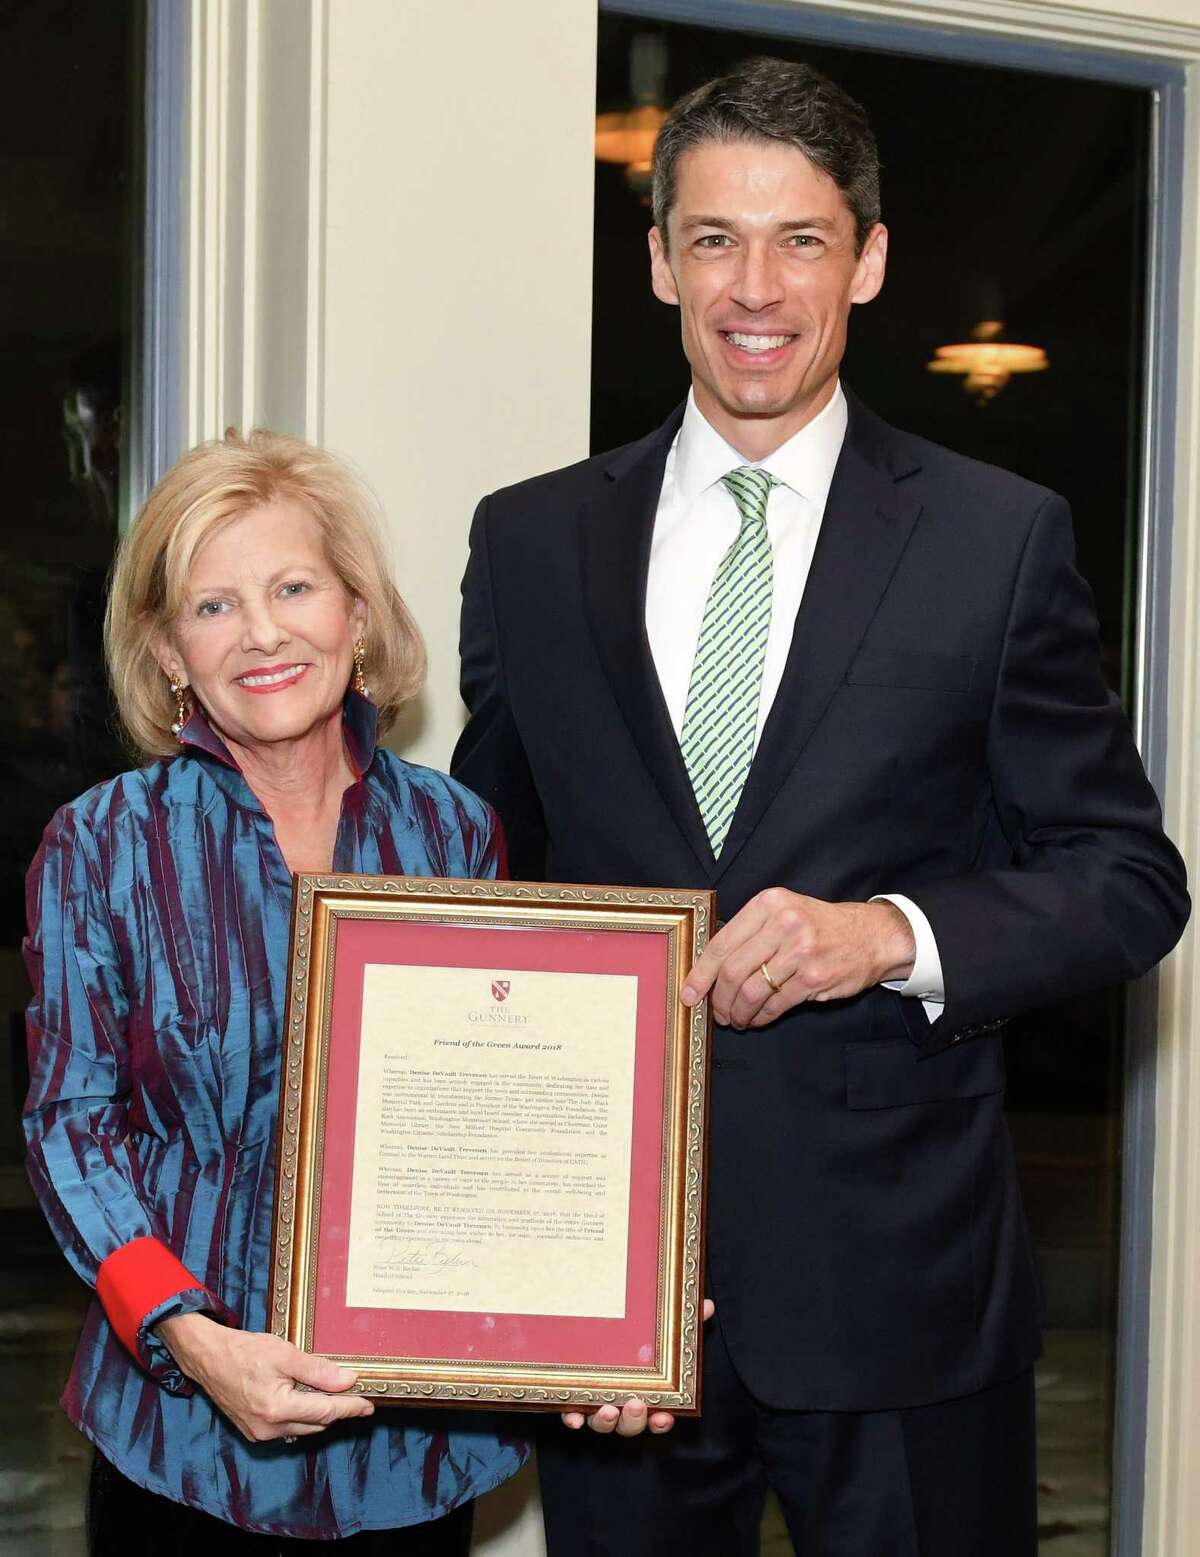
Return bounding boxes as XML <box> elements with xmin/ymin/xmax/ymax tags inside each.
<box><xmin>595</xmin><ymin>33</ymin><xmax>668</xmax><ymax>200</ymax></box>
<box><xmin>927</xmin><ymin>319</ymin><xmax>1049</xmax><ymax>405</ymax></box>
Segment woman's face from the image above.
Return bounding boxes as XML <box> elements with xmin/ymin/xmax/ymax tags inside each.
<box><xmin>159</xmin><ymin>499</ymin><xmax>366</xmax><ymax>758</ymax></box>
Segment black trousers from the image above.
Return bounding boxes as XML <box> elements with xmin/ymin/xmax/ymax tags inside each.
<box><xmin>539</xmin><ymin>1318</ymin><xmax>1037</xmax><ymax>1557</ymax></box>
<box><xmin>87</xmin><ymin>1452</ymin><xmax>474</xmax><ymax>1555</ymax></box>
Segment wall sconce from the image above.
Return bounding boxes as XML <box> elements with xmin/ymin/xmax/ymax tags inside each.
<box><xmin>595</xmin><ymin>33</ymin><xmax>668</xmax><ymax>200</ymax></box>
<box><xmin>927</xmin><ymin>319</ymin><xmax>1049</xmax><ymax>404</ymax></box>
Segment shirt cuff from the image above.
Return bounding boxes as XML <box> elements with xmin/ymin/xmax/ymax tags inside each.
<box><xmin>96</xmin><ymin>1236</ymin><xmax>236</xmax><ymax>1394</ymax></box>
<box><xmin>871</xmin><ymin>893</ymin><xmax>945</xmax><ymax>1020</ymax></box>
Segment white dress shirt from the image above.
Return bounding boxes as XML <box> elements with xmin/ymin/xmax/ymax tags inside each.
<box><xmin>644</xmin><ymin>385</ymin><xmax>945</xmax><ymax>1015</ymax></box>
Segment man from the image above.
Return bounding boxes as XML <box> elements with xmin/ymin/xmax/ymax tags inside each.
<box><xmin>451</xmin><ymin>58</ymin><xmax>1188</xmax><ymax>1556</ymax></box>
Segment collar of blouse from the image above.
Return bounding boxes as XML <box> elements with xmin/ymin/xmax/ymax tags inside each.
<box><xmin>175</xmin><ymin>688</ymin><xmax>380</xmax><ymax>809</ymax></box>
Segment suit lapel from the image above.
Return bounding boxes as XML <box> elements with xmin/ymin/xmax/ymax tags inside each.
<box><xmin>714</xmin><ymin>400</ymin><xmax>924</xmax><ymax>881</ymax></box>
<box><xmin>579</xmin><ymin>405</ymin><xmax>716</xmax><ymax>874</ymax></box>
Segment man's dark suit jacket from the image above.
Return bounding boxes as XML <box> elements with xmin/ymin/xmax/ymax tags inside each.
<box><xmin>451</xmin><ymin>392</ymin><xmax>1189</xmax><ymax>1413</ymax></box>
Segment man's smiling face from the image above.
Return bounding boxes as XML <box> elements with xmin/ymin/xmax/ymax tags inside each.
<box><xmin>649</xmin><ymin>137</ymin><xmax>887</xmax><ymax>458</ymax></box>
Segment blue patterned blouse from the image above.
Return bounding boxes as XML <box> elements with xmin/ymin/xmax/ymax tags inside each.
<box><xmin>23</xmin><ymin>692</ymin><xmax>527</xmax><ymax>1538</ymax></box>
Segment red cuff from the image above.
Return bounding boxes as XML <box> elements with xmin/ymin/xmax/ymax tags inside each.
<box><xmin>96</xmin><ymin>1237</ymin><xmax>204</xmax><ymax>1359</ymax></box>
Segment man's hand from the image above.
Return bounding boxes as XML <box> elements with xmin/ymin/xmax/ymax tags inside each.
<box><xmin>157</xmin><ymin>1313</ymin><xmax>374</xmax><ymax>1442</ymax></box>
<box><xmin>681</xmin><ymin>890</ymin><xmax>916</xmax><ymax>1028</ymax></box>
<box><xmin>561</xmin><ymin>1299</ymin><xmax>715</xmax><ymax>1435</ymax></box>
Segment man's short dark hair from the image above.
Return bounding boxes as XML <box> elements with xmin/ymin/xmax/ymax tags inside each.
<box><xmin>651</xmin><ymin>57</ymin><xmax>881</xmax><ymax>253</ymax></box>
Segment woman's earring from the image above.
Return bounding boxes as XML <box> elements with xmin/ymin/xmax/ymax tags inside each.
<box><xmin>169</xmin><ymin>674</ymin><xmax>189</xmax><ymax>740</ymax></box>
<box><xmin>353</xmin><ymin>638</ymin><xmax>370</xmax><ymax>698</ymax></box>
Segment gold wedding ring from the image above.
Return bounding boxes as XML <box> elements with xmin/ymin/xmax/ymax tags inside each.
<box><xmin>760</xmin><ymin>962</ymin><xmax>781</xmax><ymax>993</ymax></box>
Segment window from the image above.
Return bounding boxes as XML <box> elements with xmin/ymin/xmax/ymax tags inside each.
<box><xmin>0</xmin><ymin>6</ymin><xmax>144</xmax><ymax>1547</ymax></box>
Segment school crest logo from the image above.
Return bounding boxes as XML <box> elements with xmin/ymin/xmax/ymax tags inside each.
<box><xmin>491</xmin><ymin>979</ymin><xmax>511</xmax><ymax>1003</ymax></box>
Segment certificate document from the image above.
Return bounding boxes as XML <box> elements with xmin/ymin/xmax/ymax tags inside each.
<box><xmin>347</xmin><ymin>965</ymin><xmax>638</xmax><ymax>1317</ymax></box>
<box><xmin>270</xmin><ymin>874</ymin><xmax>712</xmax><ymax>1413</ymax></box>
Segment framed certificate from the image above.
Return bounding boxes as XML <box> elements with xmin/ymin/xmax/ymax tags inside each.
<box><xmin>269</xmin><ymin>875</ymin><xmax>713</xmax><ymax>1414</ymax></box>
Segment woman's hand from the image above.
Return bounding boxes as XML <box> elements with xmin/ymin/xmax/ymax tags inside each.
<box><xmin>561</xmin><ymin>1399</ymin><xmax>679</xmax><ymax>1436</ymax></box>
<box><xmin>560</xmin><ymin>1299</ymin><xmax>715</xmax><ymax>1436</ymax></box>
<box><xmin>157</xmin><ymin>1313</ymin><xmax>374</xmax><ymax>1443</ymax></box>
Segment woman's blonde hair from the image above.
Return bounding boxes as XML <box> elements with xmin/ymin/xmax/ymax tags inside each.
<box><xmin>105</xmin><ymin>428</ymin><xmax>426</xmax><ymax>757</ymax></box>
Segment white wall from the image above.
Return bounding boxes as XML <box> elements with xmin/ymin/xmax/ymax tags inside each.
<box><xmin>321</xmin><ymin>0</ymin><xmax>598</xmax><ymax>771</ymax></box>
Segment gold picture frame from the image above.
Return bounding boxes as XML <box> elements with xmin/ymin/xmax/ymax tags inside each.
<box><xmin>269</xmin><ymin>874</ymin><xmax>713</xmax><ymax>1413</ymax></box>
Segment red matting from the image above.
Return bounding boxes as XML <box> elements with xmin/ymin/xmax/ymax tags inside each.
<box><xmin>311</xmin><ymin>917</ymin><xmax>670</xmax><ymax>1370</ymax></box>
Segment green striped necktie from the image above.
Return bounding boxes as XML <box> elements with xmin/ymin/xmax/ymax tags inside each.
<box><xmin>680</xmin><ymin>466</ymin><xmax>780</xmax><ymax>855</ymax></box>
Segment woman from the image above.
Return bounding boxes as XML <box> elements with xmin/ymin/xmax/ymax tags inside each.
<box><xmin>23</xmin><ymin>430</ymin><xmax>526</xmax><ymax>1551</ymax></box>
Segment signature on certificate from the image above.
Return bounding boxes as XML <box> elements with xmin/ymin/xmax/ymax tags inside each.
<box><xmin>375</xmin><ymin>1243</ymin><xmax>479</xmax><ymax>1273</ymax></box>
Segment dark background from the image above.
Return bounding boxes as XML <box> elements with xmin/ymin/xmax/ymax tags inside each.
<box><xmin>0</xmin><ymin>5</ymin><xmax>140</xmax><ymax>1548</ymax></box>
<box><xmin>0</xmin><ymin>0</ymin><xmax>137</xmax><ymax>945</ymax></box>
